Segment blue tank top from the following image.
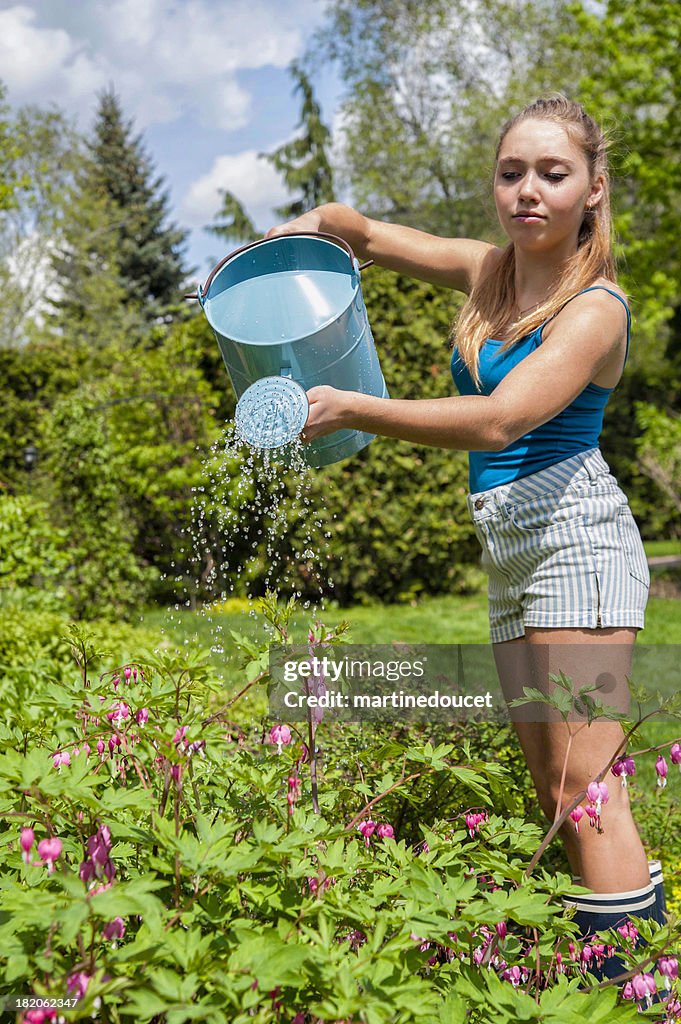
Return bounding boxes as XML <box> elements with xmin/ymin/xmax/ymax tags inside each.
<box><xmin>450</xmin><ymin>286</ymin><xmax>631</xmax><ymax>493</ymax></box>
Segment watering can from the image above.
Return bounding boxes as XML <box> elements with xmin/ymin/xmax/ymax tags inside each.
<box><xmin>189</xmin><ymin>232</ymin><xmax>389</xmax><ymax>467</ymax></box>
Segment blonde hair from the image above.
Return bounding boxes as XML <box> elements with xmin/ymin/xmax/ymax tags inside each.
<box><xmin>453</xmin><ymin>95</ymin><xmax>617</xmax><ymax>388</ymax></box>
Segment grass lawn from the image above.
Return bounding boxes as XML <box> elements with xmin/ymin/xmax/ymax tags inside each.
<box><xmin>645</xmin><ymin>539</ymin><xmax>681</xmax><ymax>557</ymax></box>
<box><xmin>143</xmin><ymin>591</ymin><xmax>681</xmax><ymax>649</ymax></box>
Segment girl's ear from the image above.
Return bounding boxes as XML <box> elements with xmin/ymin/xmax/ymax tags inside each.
<box><xmin>586</xmin><ymin>173</ymin><xmax>605</xmax><ymax>210</ymax></box>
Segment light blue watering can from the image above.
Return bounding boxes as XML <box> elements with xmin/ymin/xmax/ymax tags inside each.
<box><xmin>191</xmin><ymin>232</ymin><xmax>389</xmax><ymax>468</ymax></box>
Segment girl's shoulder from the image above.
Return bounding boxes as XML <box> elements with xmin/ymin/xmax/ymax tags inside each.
<box><xmin>547</xmin><ymin>278</ymin><xmax>630</xmax><ymax>331</ymax></box>
<box><xmin>582</xmin><ymin>277</ymin><xmax>629</xmax><ymax>308</ymax></box>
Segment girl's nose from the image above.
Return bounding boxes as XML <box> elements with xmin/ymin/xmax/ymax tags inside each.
<box><xmin>518</xmin><ymin>172</ymin><xmax>540</xmax><ymax>201</ymax></box>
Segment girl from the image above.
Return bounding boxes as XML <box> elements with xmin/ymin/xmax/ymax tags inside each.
<box><xmin>265</xmin><ymin>95</ymin><xmax>664</xmax><ymax>975</ymax></box>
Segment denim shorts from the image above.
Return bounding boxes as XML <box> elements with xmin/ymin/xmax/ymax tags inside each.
<box><xmin>467</xmin><ymin>448</ymin><xmax>650</xmax><ymax>644</ymax></box>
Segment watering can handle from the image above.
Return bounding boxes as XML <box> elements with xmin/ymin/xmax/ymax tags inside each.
<box><xmin>190</xmin><ymin>232</ymin><xmax>373</xmax><ymax>299</ymax></box>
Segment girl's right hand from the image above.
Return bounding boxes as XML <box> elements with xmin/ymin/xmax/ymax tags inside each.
<box><xmin>264</xmin><ymin>209</ymin><xmax>323</xmax><ymax>240</ymax></box>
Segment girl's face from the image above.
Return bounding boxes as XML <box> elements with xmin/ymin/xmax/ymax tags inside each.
<box><xmin>494</xmin><ymin>118</ymin><xmax>604</xmax><ymax>254</ymax></box>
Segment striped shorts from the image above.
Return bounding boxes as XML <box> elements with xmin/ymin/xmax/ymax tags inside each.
<box><xmin>467</xmin><ymin>448</ymin><xmax>650</xmax><ymax>644</ymax></box>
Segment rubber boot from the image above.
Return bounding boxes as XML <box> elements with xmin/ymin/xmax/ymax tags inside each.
<box><xmin>563</xmin><ymin>879</ymin><xmax>658</xmax><ymax>982</ymax></box>
<box><xmin>648</xmin><ymin>858</ymin><xmax>668</xmax><ymax>921</ymax></box>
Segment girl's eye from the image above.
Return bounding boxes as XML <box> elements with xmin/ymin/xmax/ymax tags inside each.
<box><xmin>500</xmin><ymin>171</ymin><xmax>567</xmax><ymax>181</ymax></box>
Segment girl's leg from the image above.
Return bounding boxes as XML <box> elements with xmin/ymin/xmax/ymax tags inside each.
<box><xmin>493</xmin><ymin>625</ymin><xmax>650</xmax><ymax>892</ymax></box>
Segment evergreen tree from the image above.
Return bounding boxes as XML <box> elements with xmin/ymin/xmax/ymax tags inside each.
<box><xmin>54</xmin><ymin>89</ymin><xmax>189</xmax><ymax>327</ymax></box>
<box><xmin>264</xmin><ymin>62</ymin><xmax>335</xmax><ymax>219</ymax></box>
<box><xmin>49</xmin><ymin>146</ymin><xmax>136</xmax><ymax>348</ymax></box>
<box><xmin>207</xmin><ymin>189</ymin><xmax>257</xmax><ymax>244</ymax></box>
<box><xmin>90</xmin><ymin>88</ymin><xmax>189</xmax><ymax>315</ymax></box>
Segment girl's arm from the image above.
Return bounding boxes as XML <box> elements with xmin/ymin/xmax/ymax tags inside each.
<box><xmin>302</xmin><ymin>290</ymin><xmax>628</xmax><ymax>451</ymax></box>
<box><xmin>265</xmin><ymin>202</ymin><xmax>498</xmax><ymax>293</ymax></box>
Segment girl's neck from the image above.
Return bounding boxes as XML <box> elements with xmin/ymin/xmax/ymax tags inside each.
<box><xmin>513</xmin><ymin>243</ymin><xmax>576</xmax><ymax>311</ymax></box>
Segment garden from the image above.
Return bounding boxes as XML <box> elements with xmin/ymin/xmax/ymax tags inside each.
<box><xmin>2</xmin><ymin>1</ymin><xmax>681</xmax><ymax>1021</ymax></box>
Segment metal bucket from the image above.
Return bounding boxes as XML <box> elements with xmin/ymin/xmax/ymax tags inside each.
<box><xmin>193</xmin><ymin>232</ymin><xmax>389</xmax><ymax>467</ymax></box>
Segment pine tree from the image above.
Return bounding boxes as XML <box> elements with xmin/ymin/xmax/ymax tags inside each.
<box><xmin>264</xmin><ymin>62</ymin><xmax>335</xmax><ymax>219</ymax></box>
<box><xmin>53</xmin><ymin>89</ymin><xmax>189</xmax><ymax>330</ymax></box>
<box><xmin>90</xmin><ymin>89</ymin><xmax>189</xmax><ymax>315</ymax></box>
<box><xmin>207</xmin><ymin>189</ymin><xmax>257</xmax><ymax>244</ymax></box>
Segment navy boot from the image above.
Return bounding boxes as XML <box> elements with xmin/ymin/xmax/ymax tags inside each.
<box><xmin>563</xmin><ymin>878</ymin><xmax>659</xmax><ymax>982</ymax></box>
<box><xmin>648</xmin><ymin>858</ymin><xmax>668</xmax><ymax>921</ymax></box>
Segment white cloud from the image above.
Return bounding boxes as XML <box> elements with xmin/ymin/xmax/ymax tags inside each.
<box><xmin>0</xmin><ymin>5</ymin><xmax>104</xmax><ymax>112</ymax></box>
<box><xmin>0</xmin><ymin>0</ymin><xmax>324</xmax><ymax>131</ymax></box>
<box><xmin>181</xmin><ymin>149</ymin><xmax>292</xmax><ymax>234</ymax></box>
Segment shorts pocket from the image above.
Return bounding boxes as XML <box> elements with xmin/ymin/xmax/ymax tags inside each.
<box><xmin>616</xmin><ymin>506</ymin><xmax>650</xmax><ymax>587</ymax></box>
<box><xmin>509</xmin><ymin>498</ymin><xmax>584</xmax><ymax>536</ymax></box>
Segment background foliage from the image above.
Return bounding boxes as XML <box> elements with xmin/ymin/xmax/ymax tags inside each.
<box><xmin>1</xmin><ymin>0</ymin><xmax>680</xmax><ymax>613</ymax></box>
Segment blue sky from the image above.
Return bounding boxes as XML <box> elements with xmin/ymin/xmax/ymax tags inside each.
<box><xmin>0</xmin><ymin>0</ymin><xmax>343</xmax><ymax>281</ymax></box>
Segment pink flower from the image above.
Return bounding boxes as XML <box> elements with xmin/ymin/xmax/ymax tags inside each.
<box><xmin>618</xmin><ymin>920</ymin><xmax>639</xmax><ymax>945</ymax></box>
<box><xmin>631</xmin><ymin>972</ymin><xmax>657</xmax><ymax>1008</ymax></box>
<box><xmin>20</xmin><ymin>827</ymin><xmax>35</xmax><ymax>864</ymax></box>
<box><xmin>23</xmin><ymin>1011</ymin><xmax>57</xmax><ymax>1023</ymax></box>
<box><xmin>570</xmin><ymin>805</ymin><xmax>584</xmax><ymax>832</ymax></box>
<box><xmin>102</xmin><ymin>916</ymin><xmax>126</xmax><ymax>943</ymax></box>
<box><xmin>107</xmin><ymin>701</ymin><xmax>130</xmax><ymax>727</ymax></box>
<box><xmin>97</xmin><ymin>738</ymin><xmax>106</xmax><ymax>759</ymax></box>
<box><xmin>658</xmin><ymin>956</ymin><xmax>679</xmax><ymax>990</ymax></box>
<box><xmin>501</xmin><ymin>965</ymin><xmax>522</xmax><ymax>987</ymax></box>
<box><xmin>465</xmin><ymin>811</ymin><xmax>487</xmax><ymax>837</ymax></box>
<box><xmin>79</xmin><ymin>859</ymin><xmax>95</xmax><ymax>884</ymax></box>
<box><xmin>269</xmin><ymin>724</ymin><xmax>292</xmax><ymax>754</ymax></box>
<box><xmin>496</xmin><ymin>921</ymin><xmax>507</xmax><ymax>940</ymax></box>
<box><xmin>586</xmin><ymin>781</ymin><xmax>609</xmax><ymax>829</ymax></box>
<box><xmin>586</xmin><ymin>780</ymin><xmax>609</xmax><ymax>809</ymax></box>
<box><xmin>376</xmin><ymin>823</ymin><xmax>394</xmax><ymax>839</ymax></box>
<box><xmin>108</xmin><ymin>734</ymin><xmax>121</xmax><ymax>755</ymax></box>
<box><xmin>81</xmin><ymin>741</ymin><xmax>91</xmax><ymax>759</ymax></box>
<box><xmin>124</xmin><ymin>666</ymin><xmax>132</xmax><ymax>682</ymax></box>
<box><xmin>358</xmin><ymin>820</ymin><xmax>376</xmax><ymax>847</ymax></box>
<box><xmin>82</xmin><ymin>824</ymin><xmax>115</xmax><ymax>886</ymax></box>
<box><xmin>621</xmin><ymin>980</ymin><xmax>635</xmax><ymax>999</ymax></box>
<box><xmin>585</xmin><ymin>804</ymin><xmax>598</xmax><ymax>828</ymax></box>
<box><xmin>611</xmin><ymin>756</ymin><xmax>636</xmax><ymax>787</ymax></box>
<box><xmin>135</xmin><ymin>707</ymin><xmax>149</xmax><ymax>726</ymax></box>
<box><xmin>173</xmin><ymin>726</ymin><xmax>188</xmax><ymax>749</ymax></box>
<box><xmin>37</xmin><ymin>837</ymin><xmax>62</xmax><ymax>874</ymax></box>
<box><xmin>52</xmin><ymin>750</ymin><xmax>71</xmax><ymax>771</ymax></box>
<box><xmin>591</xmin><ymin>942</ymin><xmax>606</xmax><ymax>964</ymax></box>
<box><xmin>286</xmin><ymin>774</ymin><xmax>301</xmax><ymax>814</ymax></box>
<box><xmin>670</xmin><ymin>743</ymin><xmax>681</xmax><ymax>768</ymax></box>
<box><xmin>656</xmin><ymin>754</ymin><xmax>668</xmax><ymax>788</ymax></box>
<box><xmin>346</xmin><ymin>929</ymin><xmax>366</xmax><ymax>951</ymax></box>
<box><xmin>66</xmin><ymin>971</ymin><xmax>91</xmax><ymax>999</ymax></box>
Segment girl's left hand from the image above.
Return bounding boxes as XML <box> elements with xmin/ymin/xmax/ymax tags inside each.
<box><xmin>301</xmin><ymin>386</ymin><xmax>351</xmax><ymax>442</ymax></box>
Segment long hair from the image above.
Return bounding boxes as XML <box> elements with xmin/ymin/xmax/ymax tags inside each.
<box><xmin>452</xmin><ymin>95</ymin><xmax>617</xmax><ymax>388</ymax></box>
